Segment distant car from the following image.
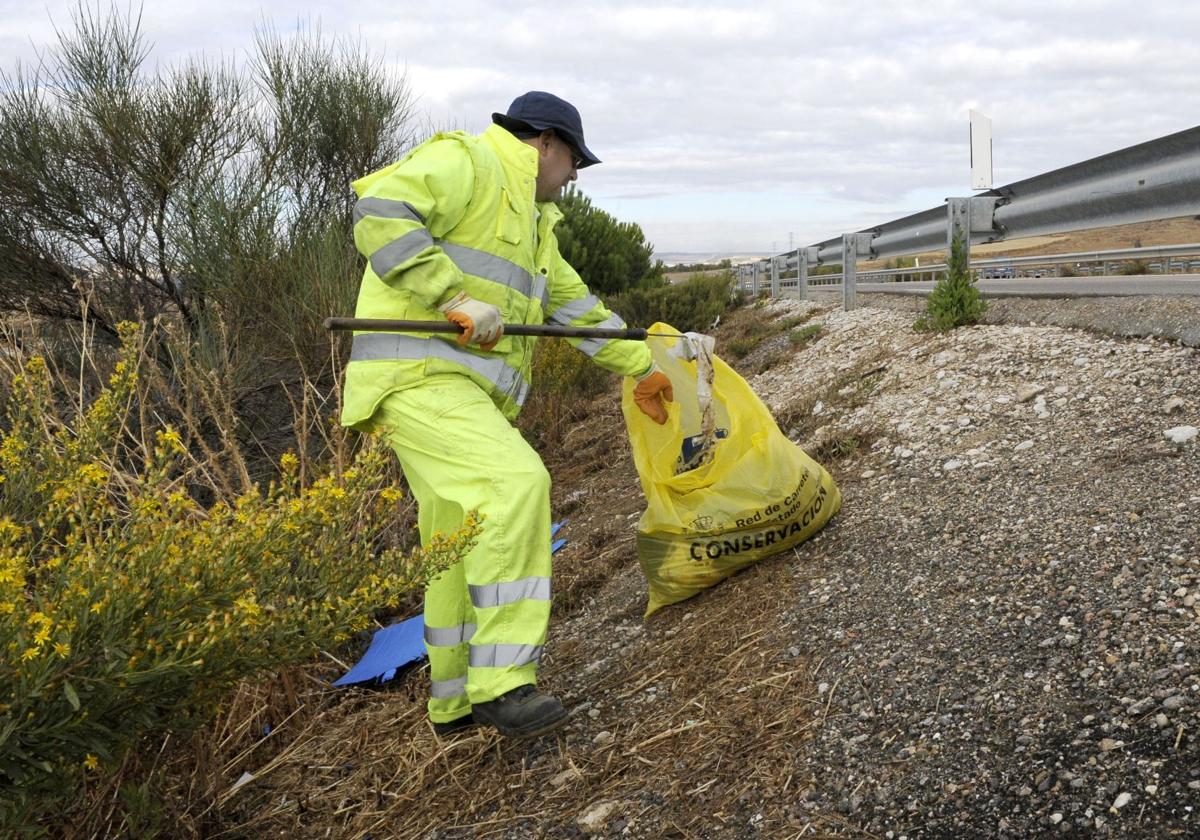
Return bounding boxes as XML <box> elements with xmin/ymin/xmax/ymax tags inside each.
<box><xmin>981</xmin><ymin>267</ymin><xmax>1015</xmax><ymax>279</ymax></box>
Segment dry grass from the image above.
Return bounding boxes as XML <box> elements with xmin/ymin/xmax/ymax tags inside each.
<box><xmin>194</xmin><ymin>554</ymin><xmax>852</xmax><ymax>838</ymax></box>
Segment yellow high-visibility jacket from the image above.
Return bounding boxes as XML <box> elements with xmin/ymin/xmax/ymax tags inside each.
<box><xmin>342</xmin><ymin>124</ymin><xmax>652</xmax><ymax>428</ymax></box>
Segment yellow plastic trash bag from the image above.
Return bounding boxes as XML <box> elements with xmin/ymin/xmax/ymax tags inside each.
<box><xmin>621</xmin><ymin>323</ymin><xmax>841</xmax><ymax>616</ymax></box>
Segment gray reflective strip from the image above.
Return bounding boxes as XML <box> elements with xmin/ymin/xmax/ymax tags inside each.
<box><xmin>353</xmin><ymin>197</ymin><xmax>424</xmax><ymax>225</ymax></box>
<box><xmin>576</xmin><ymin>313</ymin><xmax>628</xmax><ymax>357</ymax></box>
<box><xmin>441</xmin><ymin>242</ymin><xmax>534</xmax><ymax>298</ymax></box>
<box><xmin>348</xmin><ymin>334</ymin><xmax>527</xmax><ymax>402</ymax></box>
<box><xmin>469</xmin><ymin>643</ymin><xmax>543</xmax><ymax>668</ymax></box>
<box><xmin>424</xmin><ymin>623</ymin><xmax>476</xmax><ymax>647</ymax></box>
<box><xmin>370</xmin><ymin>228</ymin><xmax>435</xmax><ymax>279</ymax></box>
<box><xmin>368</xmin><ymin>231</ymin><xmax>541</xmax><ymax>306</ymax></box>
<box><xmin>468</xmin><ymin>576</ymin><xmax>551</xmax><ymax>609</ymax></box>
<box><xmin>514</xmin><ymin>380</ymin><xmax>530</xmax><ymax>407</ymax></box>
<box><xmin>430</xmin><ymin>676</ymin><xmax>467</xmax><ymax>699</ymax></box>
<box><xmin>531</xmin><ymin>274</ymin><xmax>550</xmax><ymax>311</ymax></box>
<box><xmin>548</xmin><ymin>294</ymin><xmax>600</xmax><ymax>326</ymax></box>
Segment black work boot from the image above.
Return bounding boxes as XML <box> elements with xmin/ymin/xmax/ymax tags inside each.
<box><xmin>472</xmin><ymin>684</ymin><xmax>568</xmax><ymax>738</ymax></box>
<box><xmin>432</xmin><ymin>712</ymin><xmax>477</xmax><ymax>737</ymax></box>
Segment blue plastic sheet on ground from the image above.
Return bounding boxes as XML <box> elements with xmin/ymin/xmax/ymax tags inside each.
<box><xmin>333</xmin><ymin>520</ymin><xmax>569</xmax><ymax>687</ymax></box>
<box><xmin>332</xmin><ymin>616</ymin><xmax>424</xmax><ymax>686</ymax></box>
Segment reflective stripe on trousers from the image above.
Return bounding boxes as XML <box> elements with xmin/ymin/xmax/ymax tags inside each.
<box><xmin>424</xmin><ymin>622</ymin><xmax>476</xmax><ymax>647</ymax></box>
<box><xmin>468</xmin><ymin>576</ymin><xmax>551</xmax><ymax>609</ymax></box>
<box><xmin>430</xmin><ymin>676</ymin><xmax>467</xmax><ymax>699</ymax></box>
<box><xmin>469</xmin><ymin>643</ymin><xmax>542</xmax><ymax>668</ymax></box>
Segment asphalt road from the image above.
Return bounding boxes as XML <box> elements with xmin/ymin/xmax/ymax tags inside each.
<box><xmin>799</xmin><ymin>273</ymin><xmax>1200</xmax><ymax>298</ymax></box>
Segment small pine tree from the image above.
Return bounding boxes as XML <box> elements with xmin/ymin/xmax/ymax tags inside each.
<box><xmin>916</xmin><ymin>231</ymin><xmax>986</xmax><ymax>331</ymax></box>
<box><xmin>554</xmin><ymin>186</ymin><xmax>664</xmax><ymax>295</ymax></box>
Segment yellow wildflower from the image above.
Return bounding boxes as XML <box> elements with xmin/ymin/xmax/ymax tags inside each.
<box><xmin>83</xmin><ymin>754</ymin><xmax>99</xmax><ymax>771</ymax></box>
<box><xmin>53</xmin><ymin>641</ymin><xmax>70</xmax><ymax>658</ymax></box>
<box><xmin>234</xmin><ymin>594</ymin><xmax>262</xmax><ymax>620</ymax></box>
<box><xmin>155</xmin><ymin>428</ymin><xmax>184</xmax><ymax>454</ymax></box>
<box><xmin>381</xmin><ymin>487</ymin><xmax>405</xmax><ymax>504</ymax></box>
<box><xmin>21</xmin><ymin>647</ymin><xmax>40</xmax><ymax>661</ymax></box>
<box><xmin>77</xmin><ymin>463</ymin><xmax>108</xmax><ymax>484</ymax></box>
<box><xmin>0</xmin><ymin>436</ymin><xmax>25</xmax><ymax>467</ymax></box>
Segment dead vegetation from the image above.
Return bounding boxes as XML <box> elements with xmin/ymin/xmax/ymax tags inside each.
<box><xmin>186</xmin><ymin>541</ymin><xmax>850</xmax><ymax>839</ymax></box>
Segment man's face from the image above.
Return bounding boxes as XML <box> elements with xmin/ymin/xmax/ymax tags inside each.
<box><xmin>533</xmin><ymin>131</ymin><xmax>580</xmax><ymax>202</ymax></box>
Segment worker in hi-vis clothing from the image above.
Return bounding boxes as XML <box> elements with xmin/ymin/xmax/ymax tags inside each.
<box><xmin>342</xmin><ymin>92</ymin><xmax>674</xmax><ymax>738</ymax></box>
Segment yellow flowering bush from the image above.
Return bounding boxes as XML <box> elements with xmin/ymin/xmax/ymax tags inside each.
<box><xmin>0</xmin><ymin>325</ymin><xmax>473</xmax><ymax>829</ymax></box>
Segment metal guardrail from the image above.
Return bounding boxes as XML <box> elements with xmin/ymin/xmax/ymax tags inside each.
<box><xmin>765</xmin><ymin>243</ymin><xmax>1200</xmax><ymax>290</ymax></box>
<box><xmin>737</xmin><ymin>124</ymin><xmax>1200</xmax><ymax>307</ymax></box>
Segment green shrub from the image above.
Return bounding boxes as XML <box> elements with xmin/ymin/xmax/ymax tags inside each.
<box><xmin>725</xmin><ymin>337</ymin><xmax>758</xmax><ymax>359</ymax></box>
<box><xmin>789</xmin><ymin>323</ymin><xmax>824</xmax><ymax>347</ymax></box>
<box><xmin>0</xmin><ymin>325</ymin><xmax>467</xmax><ymax>832</ymax></box>
<box><xmin>779</xmin><ymin>313</ymin><xmax>815</xmax><ymax>331</ymax></box>
<box><xmin>0</xmin><ymin>7</ymin><xmax>418</xmax><ymax>475</ymax></box>
<box><xmin>607</xmin><ymin>271</ymin><xmax>734</xmax><ymax>333</ymax></box>
<box><xmin>554</xmin><ymin>187</ymin><xmax>664</xmax><ymax>295</ymax></box>
<box><xmin>518</xmin><ymin>336</ymin><xmax>615</xmax><ymax>447</ymax></box>
<box><xmin>915</xmin><ymin>232</ymin><xmax>986</xmax><ymax>332</ymax></box>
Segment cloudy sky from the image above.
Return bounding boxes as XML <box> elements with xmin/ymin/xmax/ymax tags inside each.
<box><xmin>3</xmin><ymin>1</ymin><xmax>1197</xmax><ymax>257</ymax></box>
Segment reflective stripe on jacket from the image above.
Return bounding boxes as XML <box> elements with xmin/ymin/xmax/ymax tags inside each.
<box><xmin>341</xmin><ymin>124</ymin><xmax>652</xmax><ymax>428</ymax></box>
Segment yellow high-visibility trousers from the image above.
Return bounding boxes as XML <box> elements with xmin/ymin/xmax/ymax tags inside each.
<box><xmin>371</xmin><ymin>376</ymin><xmax>552</xmax><ymax>723</ymax></box>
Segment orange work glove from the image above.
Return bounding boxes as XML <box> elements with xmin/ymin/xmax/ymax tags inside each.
<box><xmin>633</xmin><ymin>364</ymin><xmax>674</xmax><ymax>424</ymax></box>
<box><xmin>438</xmin><ymin>291</ymin><xmax>503</xmax><ymax>351</ymax></box>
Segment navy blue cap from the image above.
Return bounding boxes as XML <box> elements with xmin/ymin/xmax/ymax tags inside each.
<box><xmin>492</xmin><ymin>91</ymin><xmax>601</xmax><ymax>168</ymax></box>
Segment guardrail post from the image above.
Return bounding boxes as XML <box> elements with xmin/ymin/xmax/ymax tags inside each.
<box><xmin>797</xmin><ymin>248</ymin><xmax>808</xmax><ymax>300</ymax></box>
<box><xmin>752</xmin><ymin>263</ymin><xmax>760</xmax><ymax>296</ymax></box>
<box><xmin>841</xmin><ymin>233</ymin><xmax>872</xmax><ymax>311</ymax></box>
<box><xmin>842</xmin><ymin>235</ymin><xmax>856</xmax><ymax>310</ymax></box>
<box><xmin>770</xmin><ymin>255</ymin><xmax>780</xmax><ymax>298</ymax></box>
<box><xmin>947</xmin><ymin>196</ymin><xmax>999</xmax><ymax>270</ymax></box>
<box><xmin>947</xmin><ymin>197</ymin><xmax>972</xmax><ymax>266</ymax></box>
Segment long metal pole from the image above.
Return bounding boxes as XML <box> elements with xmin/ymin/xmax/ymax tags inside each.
<box><xmin>323</xmin><ymin>317</ymin><xmax>649</xmax><ymax>341</ymax></box>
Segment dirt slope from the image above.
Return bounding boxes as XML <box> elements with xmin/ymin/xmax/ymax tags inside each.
<box><xmin>213</xmin><ymin>299</ymin><xmax>1199</xmax><ymax>839</ymax></box>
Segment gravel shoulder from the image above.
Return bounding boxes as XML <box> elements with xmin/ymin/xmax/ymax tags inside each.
<box><xmin>856</xmin><ymin>292</ymin><xmax>1200</xmax><ymax>348</ymax></box>
<box><xmin>746</xmin><ymin>298</ymin><xmax>1200</xmax><ymax>838</ymax></box>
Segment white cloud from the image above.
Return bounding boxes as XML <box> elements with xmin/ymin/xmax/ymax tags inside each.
<box><xmin>2</xmin><ymin>0</ymin><xmax>1197</xmax><ymax>252</ymax></box>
